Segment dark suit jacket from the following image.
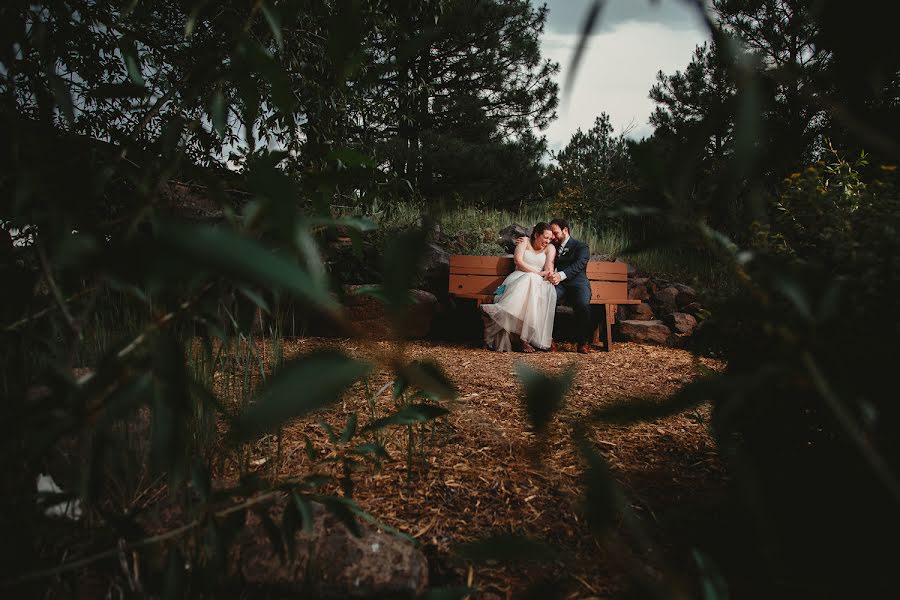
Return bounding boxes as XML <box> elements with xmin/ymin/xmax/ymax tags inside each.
<box><xmin>555</xmin><ymin>237</ymin><xmax>590</xmax><ymax>289</ymax></box>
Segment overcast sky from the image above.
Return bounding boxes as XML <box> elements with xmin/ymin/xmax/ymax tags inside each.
<box><xmin>538</xmin><ymin>0</ymin><xmax>710</xmax><ymax>152</ymax></box>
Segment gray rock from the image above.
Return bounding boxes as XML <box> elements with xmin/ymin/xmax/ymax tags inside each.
<box><xmin>673</xmin><ymin>283</ymin><xmax>699</xmax><ymax>308</ymax></box>
<box><xmin>664</xmin><ymin>312</ymin><xmax>698</xmax><ymax>335</ymax></box>
<box><xmin>498</xmin><ymin>224</ymin><xmax>531</xmax><ymax>253</ymax></box>
<box><xmin>420</xmin><ymin>242</ymin><xmax>450</xmax><ymax>296</ymax></box>
<box><xmin>652</xmin><ymin>286</ymin><xmax>679</xmax><ymax>315</ymax></box>
<box><xmin>624</xmin><ymin>302</ymin><xmax>654</xmax><ymax>320</ymax></box>
<box><xmin>618</xmin><ymin>320</ymin><xmax>673</xmax><ymax>345</ymax></box>
<box><xmin>629</xmin><ymin>283</ymin><xmax>650</xmax><ymax>301</ymax></box>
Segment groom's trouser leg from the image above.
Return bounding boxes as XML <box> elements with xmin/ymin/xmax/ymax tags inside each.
<box><xmin>558</xmin><ymin>282</ymin><xmax>592</xmax><ymax>344</ymax></box>
<box><xmin>571</xmin><ymin>285</ymin><xmax>592</xmax><ymax>344</ymax></box>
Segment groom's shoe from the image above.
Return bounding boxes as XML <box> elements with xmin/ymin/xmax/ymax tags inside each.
<box><xmin>577</xmin><ymin>343</ymin><xmax>592</xmax><ymax>354</ymax></box>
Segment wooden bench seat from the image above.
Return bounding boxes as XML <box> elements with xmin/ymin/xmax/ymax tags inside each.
<box><xmin>449</xmin><ymin>255</ymin><xmax>640</xmax><ymax>351</ymax></box>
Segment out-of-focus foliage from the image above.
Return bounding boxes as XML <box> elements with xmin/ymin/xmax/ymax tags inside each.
<box><xmin>494</xmin><ymin>1</ymin><xmax>900</xmax><ymax>598</ymax></box>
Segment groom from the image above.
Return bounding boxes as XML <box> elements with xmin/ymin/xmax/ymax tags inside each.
<box><xmin>515</xmin><ymin>218</ymin><xmax>594</xmax><ymax>353</ymax></box>
<box><xmin>546</xmin><ymin>218</ymin><xmax>593</xmax><ymax>354</ymax></box>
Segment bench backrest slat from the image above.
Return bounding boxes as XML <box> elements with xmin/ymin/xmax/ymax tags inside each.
<box><xmin>449</xmin><ymin>255</ymin><xmax>630</xmax><ymax>302</ymax></box>
<box><xmin>449</xmin><ymin>274</ymin><xmax>507</xmax><ymax>295</ymax></box>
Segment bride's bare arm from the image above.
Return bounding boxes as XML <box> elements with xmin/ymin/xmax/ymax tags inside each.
<box><xmin>541</xmin><ymin>244</ymin><xmax>556</xmax><ymax>276</ymax></box>
<box><xmin>513</xmin><ymin>239</ymin><xmax>541</xmax><ymax>273</ymax></box>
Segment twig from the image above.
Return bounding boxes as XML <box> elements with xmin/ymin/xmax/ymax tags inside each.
<box><xmin>1</xmin><ymin>490</ymin><xmax>283</xmax><ymax>588</ymax></box>
<box><xmin>36</xmin><ymin>243</ymin><xmax>82</xmax><ymax>342</ymax></box>
<box><xmin>113</xmin><ymin>282</ymin><xmax>215</xmax><ymax>363</ymax></box>
<box><xmin>3</xmin><ymin>288</ymin><xmax>95</xmax><ymax>332</ymax></box>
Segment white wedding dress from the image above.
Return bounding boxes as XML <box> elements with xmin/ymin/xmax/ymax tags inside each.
<box><xmin>481</xmin><ymin>247</ymin><xmax>557</xmax><ymax>351</ymax></box>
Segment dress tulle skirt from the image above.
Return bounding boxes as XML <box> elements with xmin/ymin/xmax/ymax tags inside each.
<box><xmin>481</xmin><ymin>271</ymin><xmax>556</xmax><ymax>351</ymax></box>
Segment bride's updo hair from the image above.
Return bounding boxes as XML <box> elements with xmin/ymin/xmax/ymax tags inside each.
<box><xmin>530</xmin><ymin>222</ymin><xmax>552</xmax><ymax>241</ymax></box>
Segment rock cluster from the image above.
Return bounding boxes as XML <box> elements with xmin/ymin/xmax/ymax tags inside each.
<box><xmin>617</xmin><ymin>276</ymin><xmax>709</xmax><ymax>346</ymax></box>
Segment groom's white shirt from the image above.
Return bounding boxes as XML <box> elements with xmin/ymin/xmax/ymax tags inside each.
<box><xmin>556</xmin><ymin>235</ymin><xmax>570</xmax><ymax>281</ymax></box>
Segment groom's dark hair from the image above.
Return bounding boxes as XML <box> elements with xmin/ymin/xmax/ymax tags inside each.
<box><xmin>530</xmin><ymin>221</ymin><xmax>551</xmax><ymax>241</ymax></box>
<box><xmin>550</xmin><ymin>218</ymin><xmax>570</xmax><ymax>233</ymax></box>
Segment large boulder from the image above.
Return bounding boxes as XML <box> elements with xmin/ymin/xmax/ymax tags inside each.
<box><xmin>620</xmin><ymin>302</ymin><xmax>654</xmax><ymax>321</ymax></box>
<box><xmin>420</xmin><ymin>242</ymin><xmax>450</xmax><ymax>298</ymax></box>
<box><xmin>673</xmin><ymin>283</ymin><xmax>699</xmax><ymax>308</ymax></box>
<box><xmin>628</xmin><ymin>281</ymin><xmax>651</xmax><ymax>302</ymax></box>
<box><xmin>651</xmin><ymin>286</ymin><xmax>680</xmax><ymax>315</ymax></box>
<box><xmin>238</xmin><ymin>502</ymin><xmax>428</xmax><ymax>598</ymax></box>
<box><xmin>341</xmin><ymin>286</ymin><xmax>437</xmax><ymax>339</ymax></box>
<box><xmin>497</xmin><ymin>224</ymin><xmax>531</xmax><ymax>253</ymax></box>
<box><xmin>618</xmin><ymin>320</ymin><xmax>673</xmax><ymax>345</ymax></box>
<box><xmin>664</xmin><ymin>312</ymin><xmax>698</xmax><ymax>335</ymax></box>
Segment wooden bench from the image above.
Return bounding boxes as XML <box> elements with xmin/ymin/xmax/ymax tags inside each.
<box><xmin>449</xmin><ymin>255</ymin><xmax>641</xmax><ymax>351</ymax></box>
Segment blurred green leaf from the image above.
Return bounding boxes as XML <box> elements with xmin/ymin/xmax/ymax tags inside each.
<box><xmin>341</xmin><ymin>413</ymin><xmax>358</xmax><ymax>443</ymax></box>
<box><xmin>98</xmin><ymin>371</ymin><xmax>152</xmax><ymax>428</ymax></box>
<box><xmin>239</xmin><ymin>37</ymin><xmax>294</xmax><ymax>115</ymax></box>
<box><xmin>293</xmin><ymin>492</ymin><xmax>315</xmax><ymax>533</ymax></box>
<box><xmin>361</xmin><ymin>403</ymin><xmax>449</xmax><ymax>433</ymax></box>
<box><xmin>203</xmin><ymin>516</ymin><xmax>226</xmax><ymax>578</ymax></box>
<box><xmin>149</xmin><ymin>335</ymin><xmax>190</xmax><ymax>478</ymax></box>
<box><xmin>184</xmin><ymin>0</ymin><xmax>209</xmax><ymax>37</ymax></box>
<box><xmin>93</xmin><ymin>81</ymin><xmax>148</xmax><ymax>99</ymax></box>
<box><xmin>237</xmin><ymin>285</ymin><xmax>270</xmax><ymax>314</ymax></box>
<box><xmin>456</xmin><ymin>534</ymin><xmax>563</xmax><ymax>562</ymax></box>
<box><xmin>347</xmin><ymin>284</ymin><xmax>391</xmax><ymax>303</ymax></box>
<box><xmin>49</xmin><ymin>74</ymin><xmax>74</xmax><ymax>125</ymax></box>
<box><xmin>327</xmin><ymin>0</ymin><xmax>365</xmax><ymax>79</ymax></box>
<box><xmin>319</xmin><ymin>419</ymin><xmax>338</xmax><ymax>443</ymax></box>
<box><xmin>119</xmin><ymin>38</ymin><xmax>145</xmax><ymax>86</ymax></box>
<box><xmin>400</xmin><ymin>359</ymin><xmax>457</xmax><ymax>401</ymax></box>
<box><xmin>590</xmin><ymin>375</ymin><xmax>727</xmax><ymax>425</ymax></box>
<box><xmin>351</xmin><ymin>442</ymin><xmax>390</xmax><ymax>460</ymax></box>
<box><xmin>191</xmin><ymin>462</ymin><xmax>211</xmax><ymax>502</ymax></box>
<box><xmin>693</xmin><ymin>548</ymin><xmax>730</xmax><ymax>600</ymax></box>
<box><xmin>260</xmin><ymin>1</ymin><xmax>283</xmax><ymax>49</ymax></box>
<box><xmin>563</xmin><ymin>0</ymin><xmax>603</xmax><ymax>98</ymax></box>
<box><xmin>381</xmin><ymin>226</ymin><xmax>429</xmax><ymax>323</ymax></box>
<box><xmin>282</xmin><ymin>495</ymin><xmax>300</xmax><ymax>559</ymax></box>
<box><xmin>304</xmin><ymin>434</ymin><xmax>318</xmax><ymax>461</ymax></box>
<box><xmin>294</xmin><ymin>226</ymin><xmax>328</xmax><ymax>293</ymax></box>
<box><xmin>577</xmin><ymin>435</ymin><xmax>622</xmax><ymax>536</ymax></box>
<box><xmin>515</xmin><ymin>363</ymin><xmax>574</xmax><ymax>434</ymax></box>
<box><xmin>231</xmin><ymin>350</ymin><xmax>370</xmax><ymax>440</ymax></box>
<box><xmin>253</xmin><ymin>506</ymin><xmax>286</xmax><ymax>564</ymax></box>
<box><xmin>162</xmin><ymin>547</ymin><xmax>186</xmax><ymax>600</ymax></box>
<box><xmin>210</xmin><ymin>90</ymin><xmax>228</xmax><ymax>139</ymax></box>
<box><xmin>155</xmin><ymin>222</ymin><xmax>339</xmax><ymax>313</ymax></box>
<box><xmin>317</xmin><ymin>495</ymin><xmax>361</xmax><ymax>537</ymax></box>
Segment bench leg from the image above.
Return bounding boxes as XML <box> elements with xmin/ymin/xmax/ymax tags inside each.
<box><xmin>604</xmin><ymin>304</ymin><xmax>614</xmax><ymax>351</ymax></box>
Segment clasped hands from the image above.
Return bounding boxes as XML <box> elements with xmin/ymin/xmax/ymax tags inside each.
<box><xmin>539</xmin><ymin>270</ymin><xmax>561</xmax><ymax>285</ymax></box>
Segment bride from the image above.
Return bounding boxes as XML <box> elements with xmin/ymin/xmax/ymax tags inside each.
<box><xmin>481</xmin><ymin>222</ymin><xmax>557</xmax><ymax>352</ymax></box>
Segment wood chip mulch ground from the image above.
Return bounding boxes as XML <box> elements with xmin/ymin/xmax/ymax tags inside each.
<box><xmin>229</xmin><ymin>338</ymin><xmax>727</xmax><ymax>599</ymax></box>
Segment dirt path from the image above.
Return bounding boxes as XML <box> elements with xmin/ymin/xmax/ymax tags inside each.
<box><xmin>236</xmin><ymin>338</ymin><xmax>726</xmax><ymax>598</ymax></box>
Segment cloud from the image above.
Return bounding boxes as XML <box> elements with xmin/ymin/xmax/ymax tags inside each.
<box><xmin>540</xmin><ymin>20</ymin><xmax>709</xmax><ymax>152</ymax></box>
<box><xmin>542</xmin><ymin>0</ymin><xmax>708</xmax><ymax>35</ymax></box>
